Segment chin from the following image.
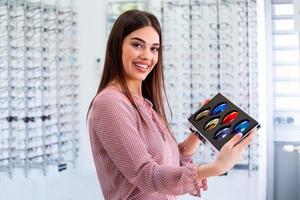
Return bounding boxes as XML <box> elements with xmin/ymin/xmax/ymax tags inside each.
<box><xmin>136</xmin><ymin>74</ymin><xmax>148</xmax><ymax>81</ymax></box>
<box><xmin>138</xmin><ymin>77</ymin><xmax>147</xmax><ymax>81</ymax></box>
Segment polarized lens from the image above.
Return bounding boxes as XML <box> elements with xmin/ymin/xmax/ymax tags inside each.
<box><xmin>214</xmin><ymin>127</ymin><xmax>230</xmax><ymax>140</ymax></box>
<box><xmin>204</xmin><ymin>118</ymin><xmax>219</xmax><ymax>131</ymax></box>
<box><xmin>222</xmin><ymin>111</ymin><xmax>239</xmax><ymax>125</ymax></box>
<box><xmin>195</xmin><ymin>109</ymin><xmax>210</xmax><ymax>121</ymax></box>
<box><xmin>212</xmin><ymin>102</ymin><xmax>228</xmax><ymax>115</ymax></box>
<box><xmin>233</xmin><ymin>120</ymin><xmax>250</xmax><ymax>134</ymax></box>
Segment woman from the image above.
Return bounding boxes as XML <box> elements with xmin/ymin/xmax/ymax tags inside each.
<box><xmin>87</xmin><ymin>9</ymin><xmax>256</xmax><ymax>200</ymax></box>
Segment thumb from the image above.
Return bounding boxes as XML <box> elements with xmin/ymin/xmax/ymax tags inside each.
<box><xmin>225</xmin><ymin>133</ymin><xmax>243</xmax><ymax>148</ymax></box>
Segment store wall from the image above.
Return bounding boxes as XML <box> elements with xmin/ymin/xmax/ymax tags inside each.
<box><xmin>2</xmin><ymin>1</ymin><xmax>105</xmax><ymax>200</ymax></box>
<box><xmin>2</xmin><ymin>1</ymin><xmax>267</xmax><ymax>200</ymax></box>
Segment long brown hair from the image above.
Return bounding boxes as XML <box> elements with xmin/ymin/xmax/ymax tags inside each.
<box><xmin>87</xmin><ymin>9</ymin><xmax>170</xmax><ymax>128</ymax></box>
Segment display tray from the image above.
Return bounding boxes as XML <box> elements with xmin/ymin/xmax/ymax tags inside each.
<box><xmin>188</xmin><ymin>93</ymin><xmax>260</xmax><ymax>152</ymax></box>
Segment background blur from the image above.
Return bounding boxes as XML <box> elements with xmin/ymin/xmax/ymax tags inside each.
<box><xmin>0</xmin><ymin>0</ymin><xmax>299</xmax><ymax>200</ymax></box>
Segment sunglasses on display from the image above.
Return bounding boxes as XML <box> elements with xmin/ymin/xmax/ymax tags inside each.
<box><xmin>188</xmin><ymin>93</ymin><xmax>260</xmax><ymax>152</ymax></box>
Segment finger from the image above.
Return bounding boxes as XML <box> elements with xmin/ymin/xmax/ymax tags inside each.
<box><xmin>198</xmin><ymin>98</ymin><xmax>211</xmax><ymax>108</ymax></box>
<box><xmin>225</xmin><ymin>133</ymin><xmax>243</xmax><ymax>148</ymax></box>
<box><xmin>235</xmin><ymin>131</ymin><xmax>256</xmax><ymax>149</ymax></box>
<box><xmin>203</xmin><ymin>98</ymin><xmax>211</xmax><ymax>105</ymax></box>
<box><xmin>250</xmin><ymin>127</ymin><xmax>258</xmax><ymax>133</ymax></box>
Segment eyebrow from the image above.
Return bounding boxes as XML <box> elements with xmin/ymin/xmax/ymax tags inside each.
<box><xmin>131</xmin><ymin>37</ymin><xmax>160</xmax><ymax>46</ymax></box>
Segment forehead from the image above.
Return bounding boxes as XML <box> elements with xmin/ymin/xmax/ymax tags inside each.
<box><xmin>125</xmin><ymin>26</ymin><xmax>160</xmax><ymax>44</ymax></box>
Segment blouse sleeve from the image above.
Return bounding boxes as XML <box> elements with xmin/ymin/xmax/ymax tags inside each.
<box><xmin>178</xmin><ymin>143</ymin><xmax>208</xmax><ymax>196</ymax></box>
<box><xmin>90</xmin><ymin>93</ymin><xmax>202</xmax><ymax>196</ymax></box>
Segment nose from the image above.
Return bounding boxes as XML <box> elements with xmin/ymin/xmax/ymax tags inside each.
<box><xmin>140</xmin><ymin>48</ymin><xmax>151</xmax><ymax>60</ymax></box>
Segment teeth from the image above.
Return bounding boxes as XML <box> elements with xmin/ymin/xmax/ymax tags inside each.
<box><xmin>135</xmin><ymin>63</ymin><xmax>148</xmax><ymax>69</ymax></box>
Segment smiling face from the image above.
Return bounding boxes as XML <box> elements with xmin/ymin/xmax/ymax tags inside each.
<box><xmin>121</xmin><ymin>26</ymin><xmax>160</xmax><ymax>85</ymax></box>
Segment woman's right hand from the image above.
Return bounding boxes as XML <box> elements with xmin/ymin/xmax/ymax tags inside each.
<box><xmin>212</xmin><ymin>129</ymin><xmax>256</xmax><ymax>175</ymax></box>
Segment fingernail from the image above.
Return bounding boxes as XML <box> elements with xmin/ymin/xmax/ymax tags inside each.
<box><xmin>237</xmin><ymin>133</ymin><xmax>243</xmax><ymax>137</ymax></box>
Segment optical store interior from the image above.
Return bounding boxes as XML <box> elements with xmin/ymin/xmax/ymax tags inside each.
<box><xmin>1</xmin><ymin>0</ymin><xmax>300</xmax><ymax>200</ymax></box>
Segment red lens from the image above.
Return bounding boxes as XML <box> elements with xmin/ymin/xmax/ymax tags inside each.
<box><xmin>222</xmin><ymin>111</ymin><xmax>238</xmax><ymax>125</ymax></box>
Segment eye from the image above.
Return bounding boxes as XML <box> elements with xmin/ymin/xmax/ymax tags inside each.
<box><xmin>132</xmin><ymin>42</ymin><xmax>143</xmax><ymax>48</ymax></box>
<box><xmin>151</xmin><ymin>47</ymin><xmax>159</xmax><ymax>52</ymax></box>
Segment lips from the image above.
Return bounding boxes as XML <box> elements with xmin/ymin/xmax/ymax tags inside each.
<box><xmin>133</xmin><ymin>62</ymin><xmax>149</xmax><ymax>69</ymax></box>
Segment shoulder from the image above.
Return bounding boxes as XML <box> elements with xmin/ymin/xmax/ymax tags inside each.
<box><xmin>92</xmin><ymin>87</ymin><xmax>135</xmax><ymax>113</ymax></box>
<box><xmin>89</xmin><ymin>87</ymin><xmax>139</xmax><ymax>128</ymax></box>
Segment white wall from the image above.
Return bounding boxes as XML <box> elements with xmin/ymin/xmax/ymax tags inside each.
<box><xmin>2</xmin><ymin>1</ymin><xmax>267</xmax><ymax>200</ymax></box>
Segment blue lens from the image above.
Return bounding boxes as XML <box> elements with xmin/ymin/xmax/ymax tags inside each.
<box><xmin>233</xmin><ymin>120</ymin><xmax>250</xmax><ymax>134</ymax></box>
<box><xmin>212</xmin><ymin>102</ymin><xmax>228</xmax><ymax>115</ymax></box>
<box><xmin>214</xmin><ymin>127</ymin><xmax>230</xmax><ymax>141</ymax></box>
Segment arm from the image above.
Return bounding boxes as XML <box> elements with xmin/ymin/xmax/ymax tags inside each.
<box><xmin>178</xmin><ymin>128</ymin><xmax>257</xmax><ymax>179</ymax></box>
<box><xmin>178</xmin><ymin>133</ymin><xmax>201</xmax><ymax>168</ymax></box>
<box><xmin>90</xmin><ymin>93</ymin><xmax>201</xmax><ymax>196</ymax></box>
<box><xmin>179</xmin><ymin>98</ymin><xmax>211</xmax><ymax>162</ymax></box>
<box><xmin>179</xmin><ymin>133</ymin><xmax>201</xmax><ymax>157</ymax></box>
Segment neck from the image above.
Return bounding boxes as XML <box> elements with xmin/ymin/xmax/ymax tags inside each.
<box><xmin>127</xmin><ymin>80</ymin><xmax>142</xmax><ymax>96</ymax></box>
<box><xmin>109</xmin><ymin>79</ymin><xmax>142</xmax><ymax>97</ymax></box>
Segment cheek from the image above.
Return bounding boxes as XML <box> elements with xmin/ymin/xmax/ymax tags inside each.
<box><xmin>122</xmin><ymin>51</ymin><xmax>132</xmax><ymax>70</ymax></box>
<box><xmin>152</xmin><ymin>55</ymin><xmax>159</xmax><ymax>66</ymax></box>
<box><xmin>123</xmin><ymin>48</ymin><xmax>138</xmax><ymax>64</ymax></box>
<box><xmin>122</xmin><ymin>43</ymin><xmax>130</xmax><ymax>58</ymax></box>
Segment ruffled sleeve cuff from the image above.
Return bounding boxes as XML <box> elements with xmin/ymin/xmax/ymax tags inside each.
<box><xmin>190</xmin><ymin>177</ymin><xmax>207</xmax><ymax>197</ymax></box>
<box><xmin>182</xmin><ymin>164</ymin><xmax>208</xmax><ymax>197</ymax></box>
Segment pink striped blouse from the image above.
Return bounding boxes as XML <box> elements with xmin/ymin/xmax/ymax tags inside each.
<box><xmin>88</xmin><ymin>86</ymin><xmax>206</xmax><ymax>200</ymax></box>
